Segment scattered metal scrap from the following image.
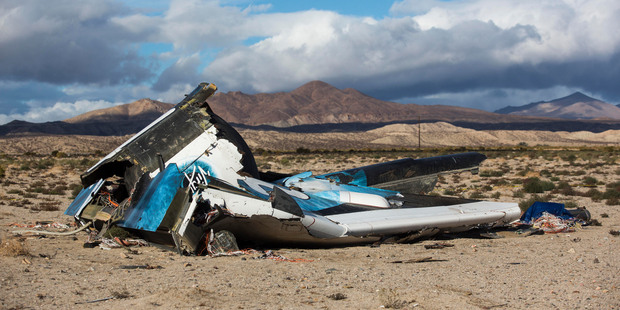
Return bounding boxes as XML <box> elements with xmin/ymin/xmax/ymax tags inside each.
<box><xmin>64</xmin><ymin>82</ymin><xmax>521</xmax><ymax>254</ymax></box>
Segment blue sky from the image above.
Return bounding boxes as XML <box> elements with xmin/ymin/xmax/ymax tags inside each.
<box><xmin>1</xmin><ymin>0</ymin><xmax>619</xmax><ymax>124</ymax></box>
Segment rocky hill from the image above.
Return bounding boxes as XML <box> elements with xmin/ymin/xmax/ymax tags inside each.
<box><xmin>207</xmin><ymin>81</ymin><xmax>527</xmax><ymax>127</ymax></box>
<box><xmin>2</xmin><ymin>82</ymin><xmax>620</xmax><ymax>136</ymax></box>
<box><xmin>495</xmin><ymin>92</ymin><xmax>620</xmax><ymax>120</ymax></box>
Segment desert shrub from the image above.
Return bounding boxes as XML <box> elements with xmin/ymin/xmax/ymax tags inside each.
<box><xmin>489</xmin><ymin>179</ymin><xmax>508</xmax><ymax>186</ymax></box>
<box><xmin>47</xmin><ymin>185</ymin><xmax>67</xmax><ymax>195</ymax></box>
<box><xmin>583</xmin><ymin>176</ymin><xmax>598</xmax><ymax>186</ymax></box>
<box><xmin>603</xmin><ymin>188</ymin><xmax>620</xmax><ymax>200</ymax></box>
<box><xmin>378</xmin><ymin>288</ymin><xmax>408</xmax><ymax>309</ymax></box>
<box><xmin>480</xmin><ymin>170</ymin><xmax>504</xmax><ymax>177</ymax></box>
<box><xmin>606</xmin><ymin>181</ymin><xmax>620</xmax><ymax>191</ymax></box>
<box><xmin>554</xmin><ymin>181</ymin><xmax>576</xmax><ymax>196</ymax></box>
<box><xmin>0</xmin><ymin>237</ymin><xmax>30</xmax><ymax>257</ymax></box>
<box><xmin>540</xmin><ymin>169</ymin><xmax>552</xmax><ymax>177</ymax></box>
<box><xmin>8</xmin><ymin>199</ymin><xmax>32</xmax><ymax>207</ymax></box>
<box><xmin>295</xmin><ymin>147</ymin><xmax>311</xmax><ymax>154</ymax></box>
<box><xmin>550</xmin><ymin>176</ymin><xmax>560</xmax><ymax>182</ymax></box>
<box><xmin>443</xmin><ymin>189</ymin><xmax>456</xmax><ymax>196</ymax></box>
<box><xmin>7</xmin><ymin>189</ymin><xmax>24</xmax><ymax>195</ymax></box>
<box><xmin>469</xmin><ymin>191</ymin><xmax>486</xmax><ymax>199</ymax></box>
<box><xmin>523</xmin><ymin>177</ymin><xmax>555</xmax><ymax>193</ymax></box>
<box><xmin>518</xmin><ymin>194</ymin><xmax>551</xmax><ymax>212</ymax></box>
<box><xmin>513</xmin><ymin>190</ymin><xmax>525</xmax><ymax>198</ymax></box>
<box><xmin>516</xmin><ymin>168</ymin><xmax>530</xmax><ymax>177</ymax></box>
<box><xmin>563</xmin><ymin>201</ymin><xmax>579</xmax><ymax>209</ymax></box>
<box><xmin>606</xmin><ymin>198</ymin><xmax>619</xmax><ymax>206</ymax></box>
<box><xmin>572</xmin><ymin>170</ymin><xmax>586</xmax><ymax>176</ymax></box>
<box><xmin>0</xmin><ymin>165</ymin><xmax>4</xmax><ymax>178</ymax></box>
<box><xmin>31</xmin><ymin>201</ymin><xmax>60</xmax><ymax>211</ymax></box>
<box><xmin>582</xmin><ymin>188</ymin><xmax>603</xmax><ymax>202</ymax></box>
<box><xmin>563</xmin><ymin>154</ymin><xmax>577</xmax><ymax>162</ymax></box>
<box><xmin>36</xmin><ymin>159</ymin><xmax>55</xmax><ymax>170</ymax></box>
<box><xmin>491</xmin><ymin>192</ymin><xmax>501</xmax><ymax>199</ymax></box>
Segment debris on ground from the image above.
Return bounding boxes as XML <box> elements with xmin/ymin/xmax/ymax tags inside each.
<box><xmin>424</xmin><ymin>242</ymin><xmax>454</xmax><ymax>249</ymax></box>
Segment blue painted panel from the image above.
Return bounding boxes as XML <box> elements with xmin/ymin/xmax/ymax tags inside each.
<box><xmin>117</xmin><ymin>164</ymin><xmax>185</xmax><ymax>232</ymax></box>
<box><xmin>317</xmin><ymin>169</ymin><xmax>368</xmax><ymax>186</ymax></box>
<box><xmin>64</xmin><ymin>179</ymin><xmax>105</xmax><ymax>217</ymax></box>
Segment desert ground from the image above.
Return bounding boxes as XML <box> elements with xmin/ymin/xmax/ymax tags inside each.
<box><xmin>0</xmin><ymin>132</ymin><xmax>619</xmax><ymax>309</ymax></box>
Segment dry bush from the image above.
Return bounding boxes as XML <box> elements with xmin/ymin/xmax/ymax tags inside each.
<box><xmin>378</xmin><ymin>288</ymin><xmax>409</xmax><ymax>309</ymax></box>
<box><xmin>0</xmin><ymin>237</ymin><xmax>30</xmax><ymax>257</ymax></box>
<box><xmin>31</xmin><ymin>201</ymin><xmax>60</xmax><ymax>211</ymax></box>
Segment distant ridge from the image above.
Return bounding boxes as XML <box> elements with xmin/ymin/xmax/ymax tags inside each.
<box><xmin>64</xmin><ymin>99</ymin><xmax>173</xmax><ymax>123</ymax></box>
<box><xmin>495</xmin><ymin>92</ymin><xmax>620</xmax><ymax>120</ymax></box>
<box><xmin>207</xmin><ymin>80</ymin><xmax>528</xmax><ymax>127</ymax></box>
<box><xmin>1</xmin><ymin>82</ymin><xmax>620</xmax><ymax>137</ymax></box>
<box><xmin>0</xmin><ymin>99</ymin><xmax>174</xmax><ymax>136</ymax></box>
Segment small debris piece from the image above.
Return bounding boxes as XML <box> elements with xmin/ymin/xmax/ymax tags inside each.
<box><xmin>609</xmin><ymin>230</ymin><xmax>620</xmax><ymax>237</ymax></box>
<box><xmin>76</xmin><ymin>296</ymin><xmax>115</xmax><ymax>304</ymax></box>
<box><xmin>515</xmin><ymin>227</ymin><xmax>544</xmax><ymax>236</ymax></box>
<box><xmin>327</xmin><ymin>293</ymin><xmax>347</xmax><ymax>300</ymax></box>
<box><xmin>119</xmin><ymin>264</ymin><xmax>163</xmax><ymax>270</ymax></box>
<box><xmin>589</xmin><ymin>219</ymin><xmax>602</xmax><ymax>226</ymax></box>
<box><xmin>479</xmin><ymin>232</ymin><xmax>504</xmax><ymax>239</ymax></box>
<box><xmin>424</xmin><ymin>243</ymin><xmax>454</xmax><ymax>249</ymax></box>
<box><xmin>83</xmin><ymin>241</ymin><xmax>100</xmax><ymax>248</ymax></box>
<box><xmin>390</xmin><ymin>257</ymin><xmax>446</xmax><ymax>263</ymax></box>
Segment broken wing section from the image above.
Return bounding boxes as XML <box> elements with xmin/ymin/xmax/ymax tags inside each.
<box><xmin>316</xmin><ymin>152</ymin><xmax>486</xmax><ymax>194</ymax></box>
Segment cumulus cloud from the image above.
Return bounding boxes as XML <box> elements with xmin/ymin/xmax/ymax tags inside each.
<box><xmin>200</xmin><ymin>0</ymin><xmax>620</xmax><ymax>104</ymax></box>
<box><xmin>0</xmin><ymin>99</ymin><xmax>122</xmax><ymax>124</ymax></box>
<box><xmin>1</xmin><ymin>0</ymin><xmax>620</xmax><ymax>125</ymax></box>
<box><xmin>152</xmin><ymin>54</ymin><xmax>201</xmax><ymax>91</ymax></box>
<box><xmin>0</xmin><ymin>0</ymin><xmax>153</xmax><ymax>85</ymax></box>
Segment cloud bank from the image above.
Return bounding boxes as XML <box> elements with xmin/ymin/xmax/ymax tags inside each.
<box><xmin>0</xmin><ymin>0</ymin><xmax>618</xmax><ymax>124</ymax></box>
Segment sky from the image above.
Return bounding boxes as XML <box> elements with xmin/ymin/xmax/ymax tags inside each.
<box><xmin>1</xmin><ymin>0</ymin><xmax>619</xmax><ymax>125</ymax></box>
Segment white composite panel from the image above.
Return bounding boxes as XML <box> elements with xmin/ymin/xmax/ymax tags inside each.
<box><xmin>326</xmin><ymin>202</ymin><xmax>521</xmax><ymax>236</ymax></box>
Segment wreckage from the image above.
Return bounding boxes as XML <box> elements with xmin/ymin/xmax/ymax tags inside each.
<box><xmin>65</xmin><ymin>83</ymin><xmax>521</xmax><ymax>254</ymax></box>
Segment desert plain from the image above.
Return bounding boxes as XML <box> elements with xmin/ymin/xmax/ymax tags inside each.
<box><xmin>0</xmin><ymin>129</ymin><xmax>619</xmax><ymax>309</ymax></box>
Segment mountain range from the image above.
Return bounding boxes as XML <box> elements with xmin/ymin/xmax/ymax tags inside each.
<box><xmin>495</xmin><ymin>92</ymin><xmax>620</xmax><ymax>120</ymax></box>
<box><xmin>1</xmin><ymin>81</ymin><xmax>619</xmax><ymax>136</ymax></box>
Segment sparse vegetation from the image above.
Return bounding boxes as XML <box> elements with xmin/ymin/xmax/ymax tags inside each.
<box><xmin>0</xmin><ymin>237</ymin><xmax>30</xmax><ymax>257</ymax></box>
<box><xmin>31</xmin><ymin>201</ymin><xmax>61</xmax><ymax>211</ymax></box>
<box><xmin>378</xmin><ymin>288</ymin><xmax>408</xmax><ymax>309</ymax></box>
<box><xmin>583</xmin><ymin>176</ymin><xmax>598</xmax><ymax>186</ymax></box>
<box><xmin>523</xmin><ymin>177</ymin><xmax>555</xmax><ymax>193</ymax></box>
<box><xmin>480</xmin><ymin>169</ymin><xmax>504</xmax><ymax>177</ymax></box>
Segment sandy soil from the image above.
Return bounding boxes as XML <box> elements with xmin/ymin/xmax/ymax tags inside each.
<box><xmin>1</xmin><ymin>145</ymin><xmax>619</xmax><ymax>309</ymax></box>
<box><xmin>1</xmin><ymin>122</ymin><xmax>619</xmax><ymax>155</ymax></box>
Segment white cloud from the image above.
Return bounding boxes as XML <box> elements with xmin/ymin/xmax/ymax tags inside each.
<box><xmin>0</xmin><ymin>100</ymin><xmax>123</xmax><ymax>124</ymax></box>
<box><xmin>196</xmin><ymin>0</ymin><xmax>620</xmax><ymax>104</ymax></box>
<box><xmin>2</xmin><ymin>0</ymin><xmax>620</xmax><ymax>124</ymax></box>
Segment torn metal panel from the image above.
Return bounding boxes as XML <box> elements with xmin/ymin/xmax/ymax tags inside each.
<box><xmin>65</xmin><ymin>82</ymin><xmax>521</xmax><ymax>254</ymax></box>
<box><xmin>65</xmin><ymin>178</ymin><xmax>105</xmax><ymax>217</ymax></box>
